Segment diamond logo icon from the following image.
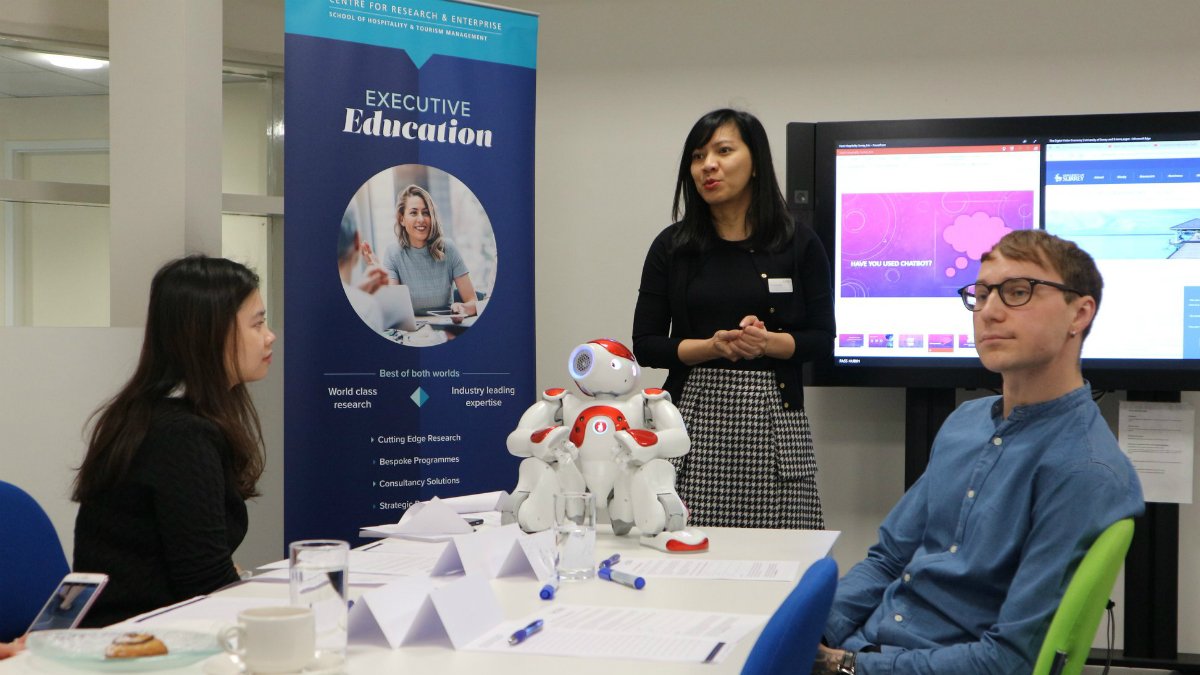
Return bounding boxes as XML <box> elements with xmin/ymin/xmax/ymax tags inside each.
<box><xmin>410</xmin><ymin>387</ymin><xmax>429</xmax><ymax>407</ymax></box>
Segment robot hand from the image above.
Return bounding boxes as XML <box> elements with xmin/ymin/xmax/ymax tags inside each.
<box><xmin>615</xmin><ymin>430</ymin><xmax>658</xmax><ymax>466</ymax></box>
<box><xmin>553</xmin><ymin>440</ymin><xmax>580</xmax><ymax>465</ymax></box>
<box><xmin>531</xmin><ymin>426</ymin><xmax>571</xmax><ymax>463</ymax></box>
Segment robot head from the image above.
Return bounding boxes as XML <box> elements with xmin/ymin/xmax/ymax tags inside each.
<box><xmin>568</xmin><ymin>339</ymin><xmax>640</xmax><ymax>397</ymax></box>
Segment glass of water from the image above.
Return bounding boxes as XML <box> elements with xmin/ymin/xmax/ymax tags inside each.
<box><xmin>289</xmin><ymin>539</ymin><xmax>349</xmax><ymax>661</ymax></box>
<box><xmin>554</xmin><ymin>491</ymin><xmax>596</xmax><ymax>581</ymax></box>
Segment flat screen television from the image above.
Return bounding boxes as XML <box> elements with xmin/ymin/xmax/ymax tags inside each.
<box><xmin>789</xmin><ymin>111</ymin><xmax>1200</xmax><ymax>391</ymax></box>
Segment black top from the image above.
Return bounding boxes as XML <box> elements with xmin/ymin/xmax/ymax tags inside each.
<box><xmin>73</xmin><ymin>398</ymin><xmax>246</xmax><ymax>627</ymax></box>
<box><xmin>632</xmin><ymin>222</ymin><xmax>835</xmax><ymax>409</ymax></box>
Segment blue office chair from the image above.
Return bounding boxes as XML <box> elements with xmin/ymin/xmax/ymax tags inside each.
<box><xmin>0</xmin><ymin>480</ymin><xmax>70</xmax><ymax>641</ymax></box>
<box><xmin>741</xmin><ymin>557</ymin><xmax>839</xmax><ymax>675</ymax></box>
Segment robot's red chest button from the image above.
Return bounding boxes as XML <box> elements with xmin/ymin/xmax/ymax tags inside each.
<box><xmin>570</xmin><ymin>405</ymin><xmax>628</xmax><ymax>447</ymax></box>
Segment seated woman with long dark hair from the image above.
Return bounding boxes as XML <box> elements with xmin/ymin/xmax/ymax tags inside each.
<box><xmin>71</xmin><ymin>255</ymin><xmax>275</xmax><ymax>626</ymax></box>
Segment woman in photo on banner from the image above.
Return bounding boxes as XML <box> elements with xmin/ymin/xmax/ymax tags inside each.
<box><xmin>632</xmin><ymin>108</ymin><xmax>835</xmax><ymax>529</ymax></box>
<box><xmin>364</xmin><ymin>183</ymin><xmax>479</xmax><ymax>317</ymax></box>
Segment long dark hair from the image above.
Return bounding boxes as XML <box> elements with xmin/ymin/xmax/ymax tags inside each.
<box><xmin>671</xmin><ymin>108</ymin><xmax>793</xmax><ymax>254</ymax></box>
<box><xmin>73</xmin><ymin>255</ymin><xmax>266</xmax><ymax>501</ymax></box>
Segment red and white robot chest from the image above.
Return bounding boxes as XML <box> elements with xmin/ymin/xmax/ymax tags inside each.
<box><xmin>561</xmin><ymin>399</ymin><xmax>644</xmax><ymax>497</ymax></box>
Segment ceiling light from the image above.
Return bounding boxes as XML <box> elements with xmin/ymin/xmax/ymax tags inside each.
<box><xmin>42</xmin><ymin>53</ymin><xmax>108</xmax><ymax>70</ymax></box>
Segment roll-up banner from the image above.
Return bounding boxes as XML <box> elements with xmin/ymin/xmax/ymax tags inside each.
<box><xmin>284</xmin><ymin>0</ymin><xmax>537</xmax><ymax>545</ymax></box>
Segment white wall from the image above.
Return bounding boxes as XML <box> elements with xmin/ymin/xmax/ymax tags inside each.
<box><xmin>2</xmin><ymin>0</ymin><xmax>1199</xmax><ymax>653</ymax></box>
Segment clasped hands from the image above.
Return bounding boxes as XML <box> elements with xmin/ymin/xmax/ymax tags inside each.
<box><xmin>712</xmin><ymin>315</ymin><xmax>770</xmax><ymax>362</ymax></box>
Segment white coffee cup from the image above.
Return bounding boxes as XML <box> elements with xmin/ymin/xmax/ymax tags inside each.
<box><xmin>218</xmin><ymin>606</ymin><xmax>315</xmax><ymax>674</ymax></box>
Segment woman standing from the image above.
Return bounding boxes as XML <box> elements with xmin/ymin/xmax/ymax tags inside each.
<box><xmin>72</xmin><ymin>256</ymin><xmax>275</xmax><ymax>626</ymax></box>
<box><xmin>632</xmin><ymin>109</ymin><xmax>834</xmax><ymax>529</ymax></box>
<box><xmin>375</xmin><ymin>184</ymin><xmax>478</xmax><ymax>316</ymax></box>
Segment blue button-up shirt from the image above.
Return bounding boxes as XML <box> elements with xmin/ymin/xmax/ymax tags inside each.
<box><xmin>826</xmin><ymin>385</ymin><xmax>1144</xmax><ymax>675</ymax></box>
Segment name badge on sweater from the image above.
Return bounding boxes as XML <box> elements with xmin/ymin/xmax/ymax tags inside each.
<box><xmin>767</xmin><ymin>278</ymin><xmax>793</xmax><ymax>293</ymax></box>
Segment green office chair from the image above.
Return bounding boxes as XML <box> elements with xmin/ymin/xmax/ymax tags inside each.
<box><xmin>1031</xmin><ymin>518</ymin><xmax>1134</xmax><ymax>675</ymax></box>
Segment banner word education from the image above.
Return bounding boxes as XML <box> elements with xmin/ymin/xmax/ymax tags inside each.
<box><xmin>343</xmin><ymin>110</ymin><xmax>494</xmax><ymax>147</ymax></box>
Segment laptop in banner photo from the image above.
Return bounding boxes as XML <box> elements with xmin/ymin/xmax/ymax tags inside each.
<box><xmin>375</xmin><ymin>285</ymin><xmax>418</xmax><ymax>332</ymax></box>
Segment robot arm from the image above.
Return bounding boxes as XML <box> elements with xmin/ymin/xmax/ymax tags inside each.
<box><xmin>506</xmin><ymin>388</ymin><xmax>575</xmax><ymax>463</ymax></box>
<box><xmin>640</xmin><ymin>389</ymin><xmax>690</xmax><ymax>459</ymax></box>
<box><xmin>614</xmin><ymin>390</ymin><xmax>691</xmax><ymax>466</ymax></box>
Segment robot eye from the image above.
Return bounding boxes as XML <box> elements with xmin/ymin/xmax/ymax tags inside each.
<box><xmin>610</xmin><ymin>359</ymin><xmax>621</xmax><ymax>369</ymax></box>
<box><xmin>573</xmin><ymin>349</ymin><xmax>593</xmax><ymax>375</ymax></box>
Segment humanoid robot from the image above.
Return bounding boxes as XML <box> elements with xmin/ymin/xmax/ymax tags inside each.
<box><xmin>504</xmin><ymin>339</ymin><xmax>708</xmax><ymax>552</ymax></box>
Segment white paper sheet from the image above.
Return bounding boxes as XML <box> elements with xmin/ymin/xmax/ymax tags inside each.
<box><xmin>251</xmin><ymin>569</ymin><xmax>401</xmax><ymax>586</ymax></box>
<box><xmin>437</xmin><ymin>491</ymin><xmax>509</xmax><ymax>513</ymax></box>
<box><xmin>252</xmin><ymin>544</ymin><xmax>445</xmax><ymax>588</ymax></box>
<box><xmin>615</xmin><ymin>558</ymin><xmax>802</xmax><ymax>582</ymax></box>
<box><xmin>1119</xmin><ymin>401</ymin><xmax>1196</xmax><ymax>503</ymax></box>
<box><xmin>462</xmin><ymin>604</ymin><xmax>765</xmax><ymax>663</ymax></box>
<box><xmin>258</xmin><ymin>549</ymin><xmax>441</xmax><ymax>576</ymax></box>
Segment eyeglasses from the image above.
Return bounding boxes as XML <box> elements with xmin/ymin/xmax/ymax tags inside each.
<box><xmin>956</xmin><ymin>277</ymin><xmax>1085</xmax><ymax>312</ymax></box>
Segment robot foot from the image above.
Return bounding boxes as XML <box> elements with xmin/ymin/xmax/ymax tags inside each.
<box><xmin>640</xmin><ymin>528</ymin><xmax>709</xmax><ymax>553</ymax></box>
<box><xmin>611</xmin><ymin>519</ymin><xmax>634</xmax><ymax>536</ymax></box>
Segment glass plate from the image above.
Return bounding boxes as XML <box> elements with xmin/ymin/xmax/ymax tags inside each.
<box><xmin>26</xmin><ymin>629</ymin><xmax>221</xmax><ymax>672</ymax></box>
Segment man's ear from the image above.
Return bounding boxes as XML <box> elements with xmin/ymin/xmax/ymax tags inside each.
<box><xmin>1071</xmin><ymin>295</ymin><xmax>1097</xmax><ymax>336</ymax></box>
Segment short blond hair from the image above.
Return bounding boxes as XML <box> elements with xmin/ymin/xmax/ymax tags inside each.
<box><xmin>982</xmin><ymin>230</ymin><xmax>1102</xmax><ymax>338</ymax></box>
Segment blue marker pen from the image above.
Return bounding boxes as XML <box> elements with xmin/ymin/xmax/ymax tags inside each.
<box><xmin>599</xmin><ymin>553</ymin><xmax>621</xmax><ymax>569</ymax></box>
<box><xmin>539</xmin><ymin>574</ymin><xmax>559</xmax><ymax>600</ymax></box>
<box><xmin>508</xmin><ymin>618</ymin><xmax>544</xmax><ymax>645</ymax></box>
<box><xmin>598</xmin><ymin>566</ymin><xmax>645</xmax><ymax>590</ymax></box>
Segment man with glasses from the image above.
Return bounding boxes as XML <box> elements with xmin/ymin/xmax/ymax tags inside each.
<box><xmin>814</xmin><ymin>230</ymin><xmax>1144</xmax><ymax>675</ymax></box>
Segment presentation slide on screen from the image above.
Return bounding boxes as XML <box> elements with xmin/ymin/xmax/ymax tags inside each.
<box><xmin>1046</xmin><ymin>138</ymin><xmax>1200</xmax><ymax>360</ymax></box>
<box><xmin>832</xmin><ymin>143</ymin><xmax>1040</xmax><ymax>361</ymax></box>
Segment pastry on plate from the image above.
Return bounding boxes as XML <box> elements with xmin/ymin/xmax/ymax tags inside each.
<box><xmin>104</xmin><ymin>632</ymin><xmax>168</xmax><ymax>659</ymax></box>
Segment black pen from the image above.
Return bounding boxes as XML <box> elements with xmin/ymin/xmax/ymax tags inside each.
<box><xmin>508</xmin><ymin>618</ymin><xmax>544</xmax><ymax>645</ymax></box>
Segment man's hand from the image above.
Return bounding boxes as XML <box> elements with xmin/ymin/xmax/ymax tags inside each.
<box><xmin>357</xmin><ymin>265</ymin><xmax>389</xmax><ymax>294</ymax></box>
<box><xmin>812</xmin><ymin>644</ymin><xmax>847</xmax><ymax>674</ymax></box>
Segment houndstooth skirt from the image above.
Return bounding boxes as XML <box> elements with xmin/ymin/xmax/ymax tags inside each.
<box><xmin>671</xmin><ymin>367</ymin><xmax>823</xmax><ymax>529</ymax></box>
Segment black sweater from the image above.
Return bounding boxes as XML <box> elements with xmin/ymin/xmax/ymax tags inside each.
<box><xmin>73</xmin><ymin>398</ymin><xmax>246</xmax><ymax>626</ymax></box>
<box><xmin>632</xmin><ymin>222</ymin><xmax>835</xmax><ymax>409</ymax></box>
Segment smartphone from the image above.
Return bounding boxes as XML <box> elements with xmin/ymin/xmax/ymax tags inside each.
<box><xmin>427</xmin><ymin>309</ymin><xmax>457</xmax><ymax>317</ymax></box>
<box><xmin>26</xmin><ymin>572</ymin><xmax>109</xmax><ymax>633</ymax></box>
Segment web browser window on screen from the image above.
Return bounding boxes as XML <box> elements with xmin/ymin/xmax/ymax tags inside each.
<box><xmin>1045</xmin><ymin>138</ymin><xmax>1200</xmax><ymax>360</ymax></box>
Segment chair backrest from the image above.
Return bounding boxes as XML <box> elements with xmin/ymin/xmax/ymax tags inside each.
<box><xmin>1031</xmin><ymin>518</ymin><xmax>1135</xmax><ymax>675</ymax></box>
<box><xmin>0</xmin><ymin>480</ymin><xmax>71</xmax><ymax>641</ymax></box>
<box><xmin>741</xmin><ymin>557</ymin><xmax>838</xmax><ymax>675</ymax></box>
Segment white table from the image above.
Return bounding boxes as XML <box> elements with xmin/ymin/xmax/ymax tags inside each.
<box><xmin>4</xmin><ymin>527</ymin><xmax>838</xmax><ymax>675</ymax></box>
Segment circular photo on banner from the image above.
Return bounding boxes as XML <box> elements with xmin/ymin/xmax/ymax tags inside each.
<box><xmin>337</xmin><ymin>164</ymin><xmax>498</xmax><ymax>347</ymax></box>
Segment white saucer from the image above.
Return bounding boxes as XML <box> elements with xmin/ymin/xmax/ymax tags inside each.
<box><xmin>202</xmin><ymin>651</ymin><xmax>345</xmax><ymax>675</ymax></box>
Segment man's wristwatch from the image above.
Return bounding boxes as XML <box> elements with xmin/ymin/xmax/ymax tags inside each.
<box><xmin>836</xmin><ymin>651</ymin><xmax>857</xmax><ymax>674</ymax></box>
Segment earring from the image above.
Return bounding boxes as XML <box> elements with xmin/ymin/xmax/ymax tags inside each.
<box><xmin>1069</xmin><ymin>330</ymin><xmax>1078</xmax><ymax>337</ymax></box>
